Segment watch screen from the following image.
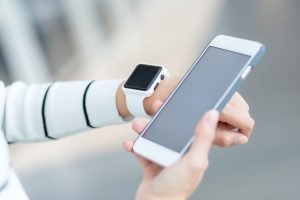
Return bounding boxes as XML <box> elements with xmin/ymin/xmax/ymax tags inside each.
<box><xmin>124</xmin><ymin>64</ymin><xmax>162</xmax><ymax>91</ymax></box>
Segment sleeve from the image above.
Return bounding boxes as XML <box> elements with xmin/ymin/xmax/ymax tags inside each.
<box><xmin>3</xmin><ymin>79</ymin><xmax>129</xmax><ymax>143</ymax></box>
<box><xmin>0</xmin><ymin>170</ymin><xmax>29</xmax><ymax>200</ymax></box>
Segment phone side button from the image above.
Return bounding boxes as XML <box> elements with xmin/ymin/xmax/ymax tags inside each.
<box><xmin>154</xmin><ymin>83</ymin><xmax>159</xmax><ymax>90</ymax></box>
<box><xmin>241</xmin><ymin>66</ymin><xmax>252</xmax><ymax>80</ymax></box>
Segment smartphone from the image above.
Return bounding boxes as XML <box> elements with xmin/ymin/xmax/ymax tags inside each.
<box><xmin>133</xmin><ymin>35</ymin><xmax>265</xmax><ymax>167</ymax></box>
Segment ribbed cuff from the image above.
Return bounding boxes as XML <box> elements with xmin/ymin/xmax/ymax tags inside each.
<box><xmin>86</xmin><ymin>79</ymin><xmax>132</xmax><ymax>127</ymax></box>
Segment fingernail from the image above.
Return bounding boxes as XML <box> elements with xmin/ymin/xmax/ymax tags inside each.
<box><xmin>207</xmin><ymin>110</ymin><xmax>219</xmax><ymax>128</ymax></box>
<box><xmin>234</xmin><ymin>135</ymin><xmax>248</xmax><ymax>145</ymax></box>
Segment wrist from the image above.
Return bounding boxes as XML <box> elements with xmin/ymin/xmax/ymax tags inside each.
<box><xmin>143</xmin><ymin>77</ymin><xmax>180</xmax><ymax>116</ymax></box>
<box><xmin>121</xmin><ymin>64</ymin><xmax>171</xmax><ymax>118</ymax></box>
<box><xmin>116</xmin><ymin>78</ymin><xmax>170</xmax><ymax>118</ymax></box>
<box><xmin>116</xmin><ymin>81</ymin><xmax>131</xmax><ymax>118</ymax></box>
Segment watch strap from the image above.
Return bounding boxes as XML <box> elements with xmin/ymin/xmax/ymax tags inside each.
<box><xmin>126</xmin><ymin>93</ymin><xmax>149</xmax><ymax>118</ymax></box>
<box><xmin>123</xmin><ymin>65</ymin><xmax>169</xmax><ymax>118</ymax></box>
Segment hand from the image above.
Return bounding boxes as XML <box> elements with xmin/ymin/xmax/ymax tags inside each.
<box><xmin>123</xmin><ymin>110</ymin><xmax>218</xmax><ymax>200</ymax></box>
<box><xmin>143</xmin><ymin>77</ymin><xmax>255</xmax><ymax>147</ymax></box>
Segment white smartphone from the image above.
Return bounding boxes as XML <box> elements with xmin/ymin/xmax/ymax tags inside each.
<box><xmin>133</xmin><ymin>35</ymin><xmax>265</xmax><ymax>167</ymax></box>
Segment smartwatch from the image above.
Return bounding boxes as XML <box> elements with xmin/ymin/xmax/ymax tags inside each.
<box><xmin>122</xmin><ymin>64</ymin><xmax>169</xmax><ymax>118</ymax></box>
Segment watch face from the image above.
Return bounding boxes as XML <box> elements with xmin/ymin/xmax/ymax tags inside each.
<box><xmin>124</xmin><ymin>64</ymin><xmax>162</xmax><ymax>91</ymax></box>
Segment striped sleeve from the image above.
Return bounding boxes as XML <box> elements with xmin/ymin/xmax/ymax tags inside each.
<box><xmin>4</xmin><ymin>80</ymin><xmax>128</xmax><ymax>143</ymax></box>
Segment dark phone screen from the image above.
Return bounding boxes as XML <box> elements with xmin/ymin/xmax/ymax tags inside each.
<box><xmin>142</xmin><ymin>47</ymin><xmax>250</xmax><ymax>152</ymax></box>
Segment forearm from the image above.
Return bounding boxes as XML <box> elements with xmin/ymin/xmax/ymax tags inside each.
<box><xmin>4</xmin><ymin>80</ymin><xmax>127</xmax><ymax>143</ymax></box>
<box><xmin>3</xmin><ymin>76</ymin><xmax>179</xmax><ymax>143</ymax></box>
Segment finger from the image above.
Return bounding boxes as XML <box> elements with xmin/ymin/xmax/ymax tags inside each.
<box><xmin>131</xmin><ymin>101</ymin><xmax>162</xmax><ymax>134</ymax></box>
<box><xmin>219</xmin><ymin>104</ymin><xmax>255</xmax><ymax>137</ymax></box>
<box><xmin>122</xmin><ymin>140</ymin><xmax>134</xmax><ymax>152</ymax></box>
<box><xmin>122</xmin><ymin>141</ymin><xmax>158</xmax><ymax>174</ymax></box>
<box><xmin>122</xmin><ymin>140</ymin><xmax>152</xmax><ymax>165</ymax></box>
<box><xmin>122</xmin><ymin>140</ymin><xmax>163</xmax><ymax>177</ymax></box>
<box><xmin>135</xmin><ymin>154</ymin><xmax>163</xmax><ymax>177</ymax></box>
<box><xmin>233</xmin><ymin>92</ymin><xmax>250</xmax><ymax>111</ymax></box>
<box><xmin>152</xmin><ymin>100</ymin><xmax>163</xmax><ymax>113</ymax></box>
<box><xmin>217</xmin><ymin>121</ymin><xmax>235</xmax><ymax>131</ymax></box>
<box><xmin>132</xmin><ymin>120</ymin><xmax>147</xmax><ymax>134</ymax></box>
<box><xmin>227</xmin><ymin>93</ymin><xmax>249</xmax><ymax>112</ymax></box>
<box><xmin>136</xmin><ymin>155</ymin><xmax>153</xmax><ymax>169</ymax></box>
<box><xmin>184</xmin><ymin>110</ymin><xmax>218</xmax><ymax>168</ymax></box>
<box><xmin>213</xmin><ymin>129</ymin><xmax>248</xmax><ymax>147</ymax></box>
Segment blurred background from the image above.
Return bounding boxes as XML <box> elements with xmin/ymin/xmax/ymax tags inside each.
<box><xmin>1</xmin><ymin>0</ymin><xmax>299</xmax><ymax>199</ymax></box>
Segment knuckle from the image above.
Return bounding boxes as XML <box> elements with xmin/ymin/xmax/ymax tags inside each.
<box><xmin>218</xmin><ymin>137</ymin><xmax>231</xmax><ymax>147</ymax></box>
<box><xmin>239</xmin><ymin>95</ymin><xmax>250</xmax><ymax>110</ymax></box>
<box><xmin>245</xmin><ymin>118</ymin><xmax>255</xmax><ymax>133</ymax></box>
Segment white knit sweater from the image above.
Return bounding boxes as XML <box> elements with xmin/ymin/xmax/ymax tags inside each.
<box><xmin>0</xmin><ymin>79</ymin><xmax>128</xmax><ymax>199</ymax></box>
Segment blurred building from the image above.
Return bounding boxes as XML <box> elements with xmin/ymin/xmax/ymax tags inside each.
<box><xmin>3</xmin><ymin>1</ymin><xmax>298</xmax><ymax>200</ymax></box>
<box><xmin>0</xmin><ymin>0</ymin><xmax>138</xmax><ymax>83</ymax></box>
<box><xmin>1</xmin><ymin>1</ymin><xmax>222</xmax><ymax>199</ymax></box>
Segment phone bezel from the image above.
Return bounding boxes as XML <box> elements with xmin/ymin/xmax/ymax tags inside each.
<box><xmin>133</xmin><ymin>35</ymin><xmax>264</xmax><ymax>167</ymax></box>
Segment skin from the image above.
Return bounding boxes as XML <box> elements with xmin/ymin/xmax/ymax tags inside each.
<box><xmin>116</xmin><ymin>76</ymin><xmax>255</xmax><ymax>199</ymax></box>
<box><xmin>124</xmin><ymin>109</ymin><xmax>219</xmax><ymax>200</ymax></box>
<box><xmin>116</xmin><ymin>77</ymin><xmax>255</xmax><ymax>146</ymax></box>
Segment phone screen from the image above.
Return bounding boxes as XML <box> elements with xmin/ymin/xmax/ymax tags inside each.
<box><xmin>142</xmin><ymin>47</ymin><xmax>251</xmax><ymax>152</ymax></box>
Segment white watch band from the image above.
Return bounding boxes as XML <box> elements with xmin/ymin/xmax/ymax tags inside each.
<box><xmin>126</xmin><ymin>94</ymin><xmax>149</xmax><ymax>118</ymax></box>
<box><xmin>123</xmin><ymin>65</ymin><xmax>169</xmax><ymax>118</ymax></box>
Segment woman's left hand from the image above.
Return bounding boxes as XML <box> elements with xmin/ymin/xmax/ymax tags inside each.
<box><xmin>143</xmin><ymin>77</ymin><xmax>255</xmax><ymax>147</ymax></box>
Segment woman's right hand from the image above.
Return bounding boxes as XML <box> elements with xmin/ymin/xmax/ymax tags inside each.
<box><xmin>123</xmin><ymin>109</ymin><xmax>218</xmax><ymax>200</ymax></box>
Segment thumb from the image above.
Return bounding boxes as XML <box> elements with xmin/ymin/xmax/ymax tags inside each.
<box><xmin>184</xmin><ymin>110</ymin><xmax>219</xmax><ymax>166</ymax></box>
